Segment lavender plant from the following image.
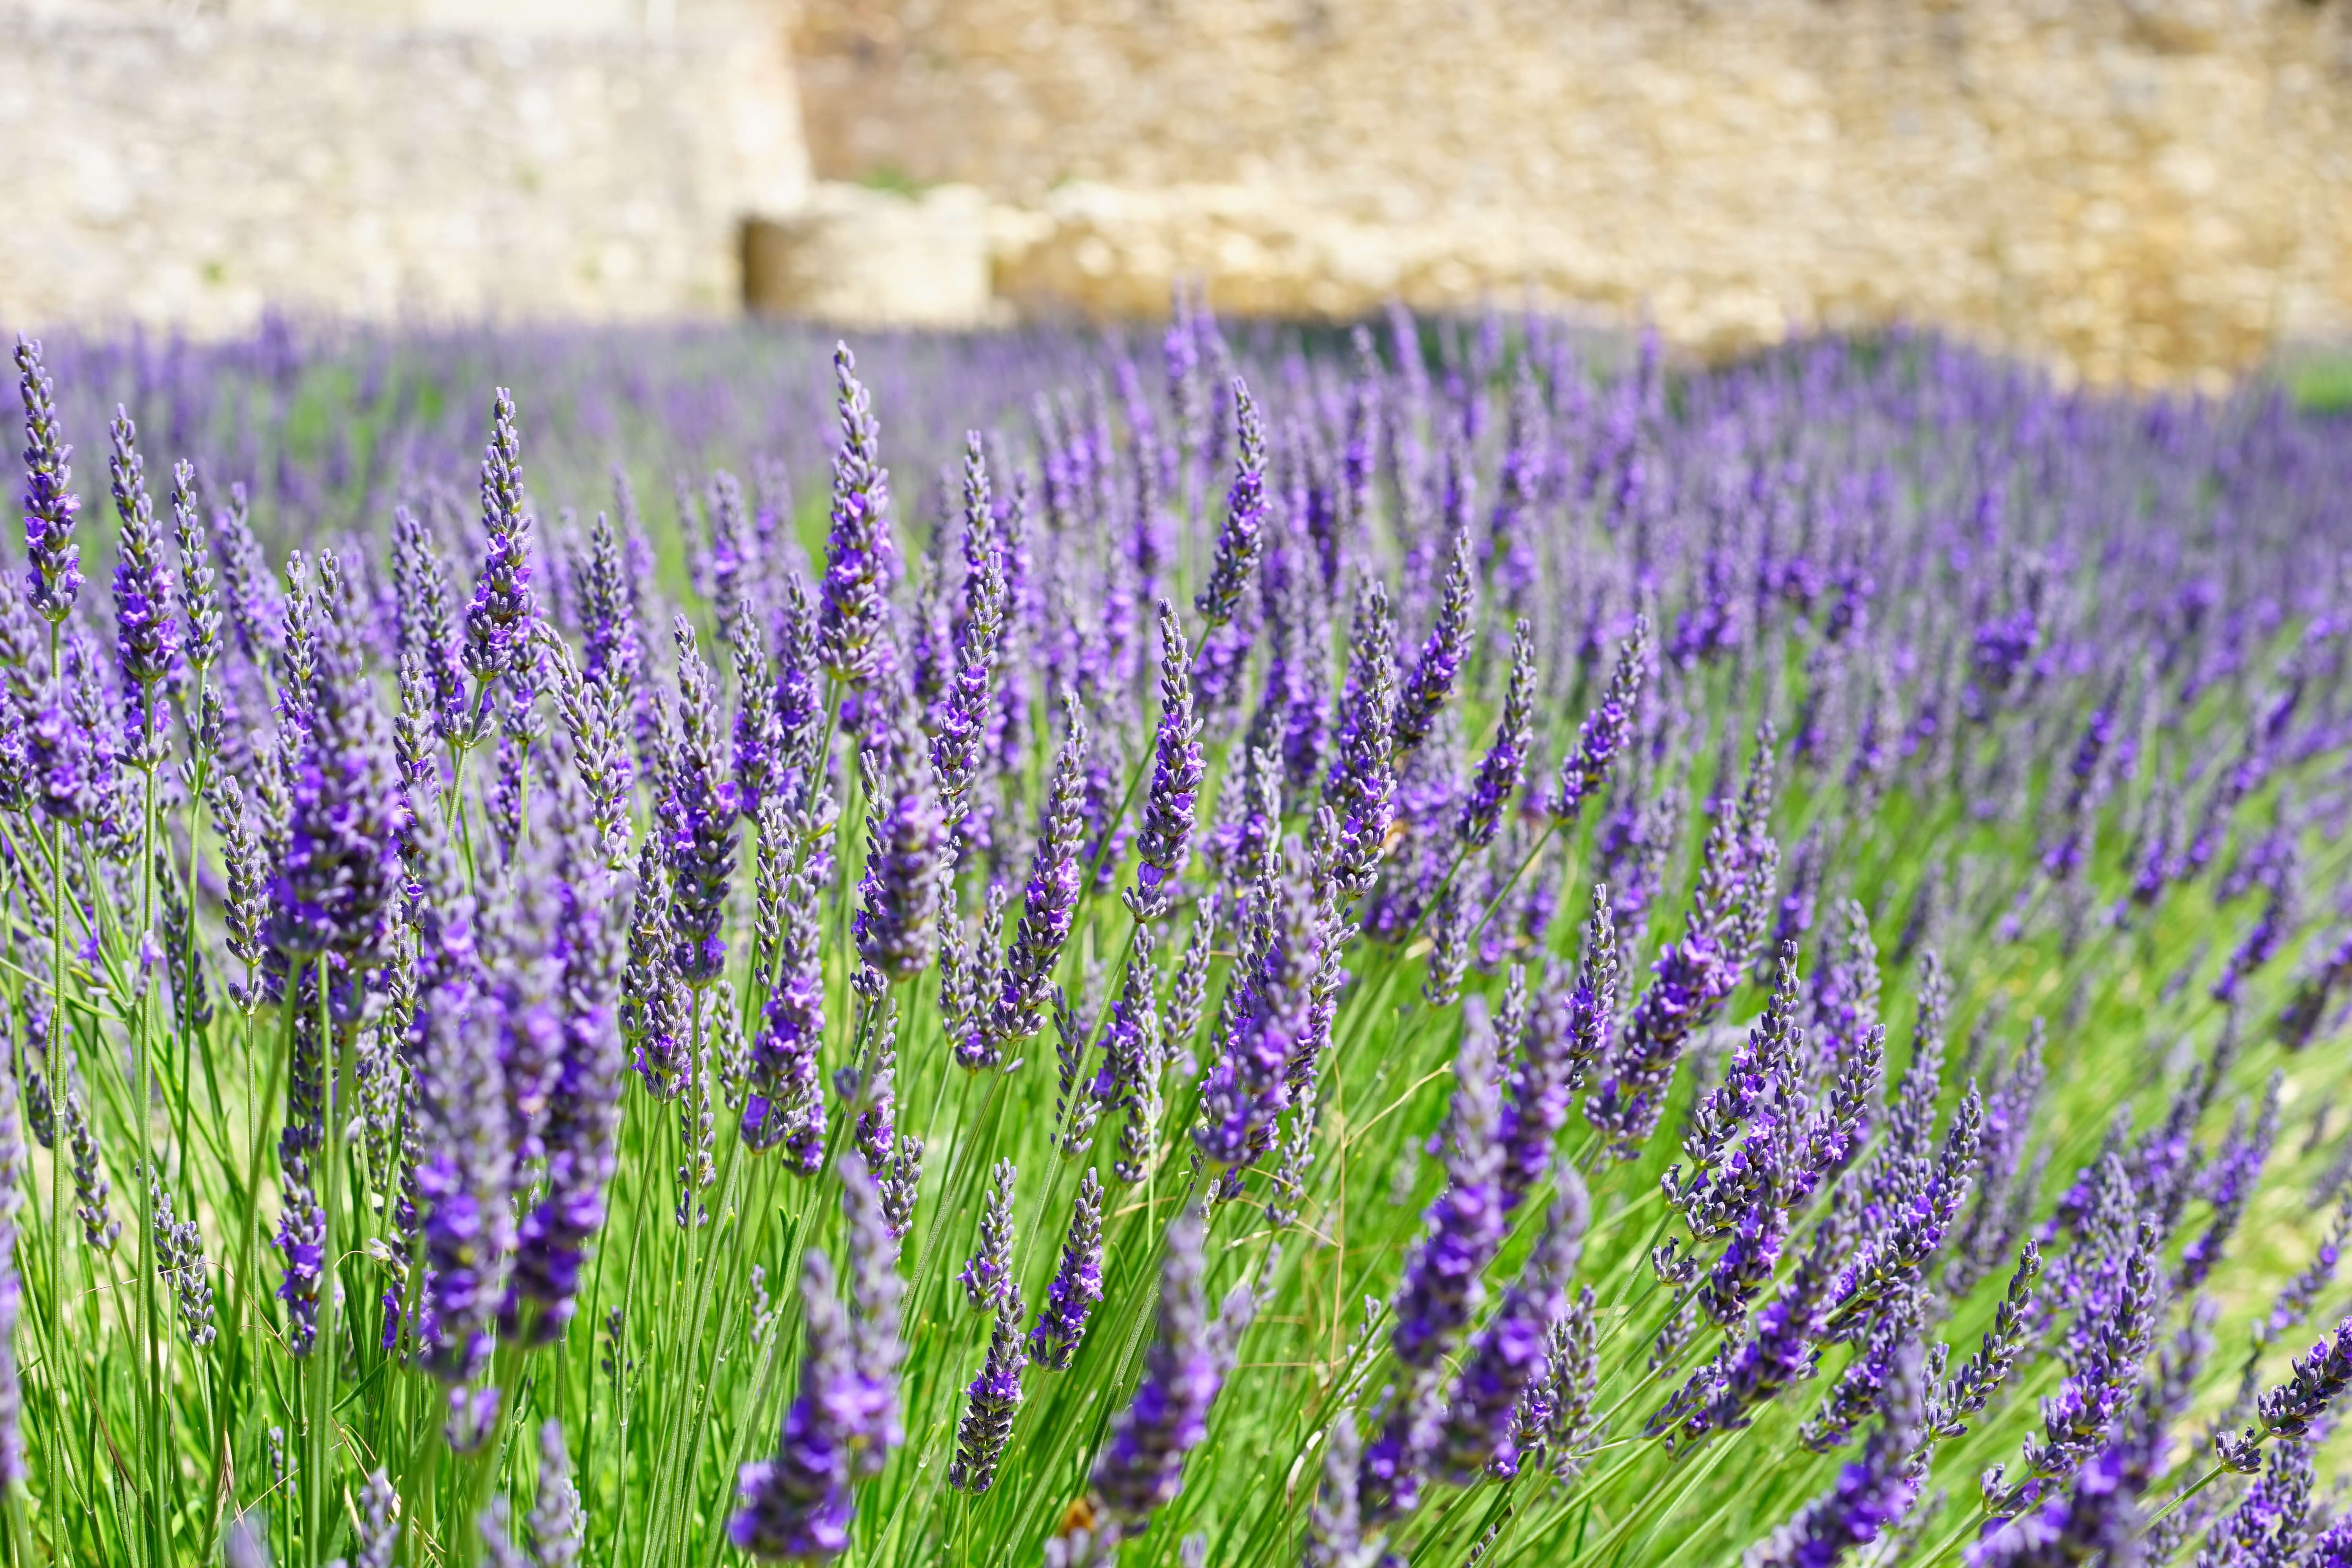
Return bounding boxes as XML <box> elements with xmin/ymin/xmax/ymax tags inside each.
<box><xmin>0</xmin><ymin>310</ymin><xmax>2348</xmax><ymax>1568</ymax></box>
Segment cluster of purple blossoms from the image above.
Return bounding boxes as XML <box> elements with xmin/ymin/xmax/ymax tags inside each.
<box><xmin>1089</xmin><ymin>1205</ymin><xmax>1257</xmax><ymax>1528</ymax></box>
<box><xmin>815</xmin><ymin>346</ymin><xmax>898</xmax><ymax>686</ymax></box>
<box><xmin>16</xmin><ymin>337</ymin><xmax>83</xmax><ymax>622</ymax></box>
<box><xmin>1553</xmin><ymin>613</ymin><xmax>1650</xmax><ymax>823</ymax></box>
<box><xmin>461</xmin><ymin>388</ymin><xmax>539</xmax><ymax>727</ymax></box>
<box><xmin>733</xmin><ymin>1166</ymin><xmax>904</xmax><ymax>1559</ymax></box>
<box><xmin>1127</xmin><ymin>603</ymin><xmax>1204</xmax><ymax>920</ymax></box>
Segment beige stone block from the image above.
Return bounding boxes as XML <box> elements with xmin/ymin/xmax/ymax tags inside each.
<box><xmin>744</xmin><ymin>182</ymin><xmax>1000</xmax><ymax>327</ymax></box>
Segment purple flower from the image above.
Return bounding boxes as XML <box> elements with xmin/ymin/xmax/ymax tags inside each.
<box><xmin>622</xmin><ymin>829</ymin><xmax>690</xmax><ymax>1099</ymax></box>
<box><xmin>15</xmin><ymin>336</ymin><xmax>82</xmax><ymax>624</ymax></box>
<box><xmin>1654</xmin><ymin>1222</ymin><xmax>1839</xmax><ymax>1450</ymax></box>
<box><xmin>1091</xmin><ymin>1205</ymin><xmax>1256</xmax><ymax>1524</ymax></box>
<box><xmin>2213</xmin><ymin>858</ymin><xmax>2298</xmax><ymax>1004</ymax></box>
<box><xmin>1747</xmin><ymin>1339</ymin><xmax>1925</xmax><ymax>1568</ymax></box>
<box><xmin>1553</xmin><ymin>615</ymin><xmax>1651</xmax><ymax>824</ymax></box>
<box><xmin>1485</xmin><ymin>361</ymin><xmax>1544</xmax><ymax>612</ymax></box>
<box><xmin>508</xmin><ymin>863</ymin><xmax>627</xmax><ymax>1343</ymax></box>
<box><xmin>2308</xmin><ymin>1511</ymin><xmax>2352</xmax><ymax>1568</ymax></box>
<box><xmin>462</xmin><ymin>388</ymin><xmax>538</xmax><ymax>708</ymax></box>
<box><xmin>1826</xmin><ymin>1085</ymin><xmax>1983</xmax><ymax>1338</ymax></box>
<box><xmin>2278</xmin><ymin>922</ymin><xmax>2352</xmax><ymax>1050</ymax></box>
<box><xmin>1925</xmin><ymin>1243</ymin><xmax>2042</xmax><ymax>1446</ymax></box>
<box><xmin>1126</xmin><ymin>602</ymin><xmax>1203</xmax><ymax>921</ymax></box>
<box><xmin>816</xmin><ymin>345</ymin><xmax>897</xmax><ymax>685</ymax></box>
<box><xmin>744</xmin><ymin>811</ymin><xmax>828</xmax><ymax>1171</ymax></box>
<box><xmin>1029</xmin><ymin>1168</ymin><xmax>1105</xmax><ymax>1371</ymax></box>
<box><xmin>416</xmin><ymin>976</ymin><xmax>515</xmax><ymax>1383</ymax></box>
<box><xmin>1307</xmin><ymin>1414</ymin><xmax>1370</xmax><ymax>1568</ymax></box>
<box><xmin>578</xmin><ymin>503</ymin><xmax>639</xmax><ymax>695</ymax></box>
<box><xmin>1323</xmin><ymin>579</ymin><xmax>1399</xmax><ymax>897</ymax></box>
<box><xmin>958</xmin><ymin>1159</ymin><xmax>1018</xmax><ymax>1312</ymax></box>
<box><xmin>391</xmin><ymin>506</ymin><xmax>464</xmax><ymax>737</ymax></box>
<box><xmin>1194</xmin><ymin>379</ymin><xmax>1265</xmax><ymax>628</ymax></box>
<box><xmin>932</xmin><ymin>434</ymin><xmax>1005</xmax><ymax>836</ymax></box>
<box><xmin>1799</xmin><ymin>1298</ymin><xmax>1918</xmax><ymax>1453</ymax></box>
<box><xmin>27</xmin><ymin>633</ymin><xmax>111</xmax><ymax>825</ymax></box>
<box><xmin>1589</xmin><ymin>727</ymin><xmax>1778</xmax><ymax>1158</ymax></box>
<box><xmin>2252</xmin><ymin>1318</ymin><xmax>2352</xmax><ymax>1443</ymax></box>
<box><xmin>270</xmin><ymin>577</ymin><xmax>406</xmax><ymax>963</ymax></box>
<box><xmin>1387</xmin><ymin>1001</ymin><xmax>1508</xmax><ymax>1372</ymax></box>
<box><xmin>728</xmin><ymin>593</ymin><xmax>781</xmax><ymax>820</ymax></box>
<box><xmin>1432</xmin><ymin>1176</ymin><xmax>1587</xmax><ymax>1483</ymax></box>
<box><xmin>1100</xmin><ymin>929</ymin><xmax>1167</xmax><ymax>1184</ymax></box>
<box><xmin>1675</xmin><ymin>941</ymin><xmax>1806</xmax><ymax>1226</ymax></box>
<box><xmin>1392</xmin><ymin>523</ymin><xmax>1473</xmax><ymax>761</ymax></box>
<box><xmin>972</xmin><ymin>731</ymin><xmax>1084</xmax><ymax>1060</ymax></box>
<box><xmin>106</xmin><ymin>408</ymin><xmax>178</xmax><ymax>712</ymax></box>
<box><xmin>663</xmin><ymin>617</ymin><xmax>740</xmax><ymax>987</ymax></box>
<box><xmin>948</xmin><ymin>1285</ymin><xmax>1027</xmax><ymax>1495</ymax></box>
<box><xmin>731</xmin><ymin>1250</ymin><xmax>860</xmax><ymax>1559</ymax></box>
<box><xmin>1195</xmin><ymin>850</ymin><xmax>1321</xmax><ymax>1171</ymax></box>
<box><xmin>2005</xmin><ymin>1211</ymin><xmax>2159</xmax><ymax>1503</ymax></box>
<box><xmin>1497</xmin><ymin>889</ymin><xmax>1617</xmax><ymax>1209</ymax></box>
<box><xmin>854</xmin><ymin>682</ymin><xmax>948</xmax><ymax>985</ymax></box>
<box><xmin>2178</xmin><ymin>1075</ymin><xmax>2278</xmax><ymax>1289</ymax></box>
<box><xmin>840</xmin><ymin>1157</ymin><xmax>906</xmax><ymax>1463</ymax></box>
<box><xmin>1968</xmin><ymin>1376</ymin><xmax>2180</xmax><ymax>1568</ymax></box>
<box><xmin>1456</xmin><ymin>618</ymin><xmax>1535</xmax><ymax>849</ymax></box>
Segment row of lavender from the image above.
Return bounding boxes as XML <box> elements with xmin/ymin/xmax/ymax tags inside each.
<box><xmin>2</xmin><ymin>303</ymin><xmax>2351</xmax><ymax>1568</ymax></box>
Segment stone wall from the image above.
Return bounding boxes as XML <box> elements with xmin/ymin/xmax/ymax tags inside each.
<box><xmin>795</xmin><ymin>0</ymin><xmax>2352</xmax><ymax>387</ymax></box>
<box><xmin>0</xmin><ymin>0</ymin><xmax>808</xmax><ymax>336</ymax></box>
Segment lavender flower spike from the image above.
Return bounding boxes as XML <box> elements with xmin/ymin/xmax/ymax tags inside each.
<box><xmin>948</xmin><ymin>1285</ymin><xmax>1027</xmax><ymax>1495</ymax></box>
<box><xmin>1091</xmin><ymin>1204</ymin><xmax>1258</xmax><ymax>1525</ymax></box>
<box><xmin>816</xmin><ymin>344</ymin><xmax>897</xmax><ymax>684</ymax></box>
<box><xmin>965</xmin><ymin>713</ymin><xmax>1084</xmax><ymax>1062</ymax></box>
<box><xmin>2216</xmin><ymin>1317</ymin><xmax>2352</xmax><ymax>1469</ymax></box>
<box><xmin>1388</xmin><ymin>999</ymin><xmax>1508</xmax><ymax>1370</ymax></box>
<box><xmin>932</xmin><ymin>432</ymin><xmax>1004</xmax><ymax>833</ymax></box>
<box><xmin>1497</xmin><ymin>898</ymin><xmax>1617</xmax><ymax>1210</ymax></box>
<box><xmin>1457</xmin><ymin>617</ymin><xmax>1536</xmax><ymax>849</ymax></box>
<box><xmin>1194</xmin><ymin>379</ymin><xmax>1266</xmax><ymax>628</ymax></box>
<box><xmin>15</xmin><ymin>337</ymin><xmax>82</xmax><ymax>623</ymax></box>
<box><xmin>417</xmin><ymin>979</ymin><xmax>515</xmax><ymax>1383</ymax></box>
<box><xmin>1744</xmin><ymin>1340</ymin><xmax>1925</xmax><ymax>1568</ymax></box>
<box><xmin>106</xmin><ymin>408</ymin><xmax>178</xmax><ymax>709</ymax></box>
<box><xmin>730</xmin><ymin>1249</ymin><xmax>859</xmax><ymax>1559</ymax></box>
<box><xmin>462</xmin><ymin>387</ymin><xmax>538</xmax><ymax>699</ymax></box>
<box><xmin>959</xmin><ymin>1159</ymin><xmax>1018</xmax><ymax>1312</ymax></box>
<box><xmin>1126</xmin><ymin>601</ymin><xmax>1204</xmax><ymax>921</ymax></box>
<box><xmin>1392</xmin><ymin>524</ymin><xmax>1474</xmax><ymax>761</ymax></box>
<box><xmin>1029</xmin><ymin>1167</ymin><xmax>1105</xmax><ymax>1371</ymax></box>
<box><xmin>664</xmin><ymin>617</ymin><xmax>739</xmax><ymax>987</ymax></box>
<box><xmin>509</xmin><ymin>860</ymin><xmax>628</xmax><ymax>1342</ymax></box>
<box><xmin>855</xmin><ymin>679</ymin><xmax>949</xmax><ymax>984</ymax></box>
<box><xmin>1554</xmin><ymin>614</ymin><xmax>1651</xmax><ymax>824</ymax></box>
<box><xmin>1433</xmin><ymin>1173</ymin><xmax>1589</xmax><ymax>1482</ymax></box>
<box><xmin>270</xmin><ymin>577</ymin><xmax>406</xmax><ymax>964</ymax></box>
<box><xmin>1308</xmin><ymin>1414</ymin><xmax>1375</xmax><ymax>1568</ymax></box>
<box><xmin>839</xmin><ymin>1156</ymin><xmax>906</xmax><ymax>1470</ymax></box>
<box><xmin>1323</xmin><ymin>578</ymin><xmax>1398</xmax><ymax>896</ymax></box>
<box><xmin>744</xmin><ymin>807</ymin><xmax>828</xmax><ymax>1172</ymax></box>
<box><xmin>1196</xmin><ymin>851</ymin><xmax>1320</xmax><ymax>1171</ymax></box>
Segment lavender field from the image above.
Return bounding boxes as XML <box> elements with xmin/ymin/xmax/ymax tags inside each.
<box><xmin>6</xmin><ymin>309</ymin><xmax>2352</xmax><ymax>1568</ymax></box>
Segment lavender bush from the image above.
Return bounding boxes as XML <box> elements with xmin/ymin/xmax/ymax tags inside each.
<box><xmin>2</xmin><ymin>305</ymin><xmax>2351</xmax><ymax>1568</ymax></box>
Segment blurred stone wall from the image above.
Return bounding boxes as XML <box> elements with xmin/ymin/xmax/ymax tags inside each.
<box><xmin>795</xmin><ymin>0</ymin><xmax>2352</xmax><ymax>387</ymax></box>
<box><xmin>0</xmin><ymin>0</ymin><xmax>808</xmax><ymax>336</ymax></box>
